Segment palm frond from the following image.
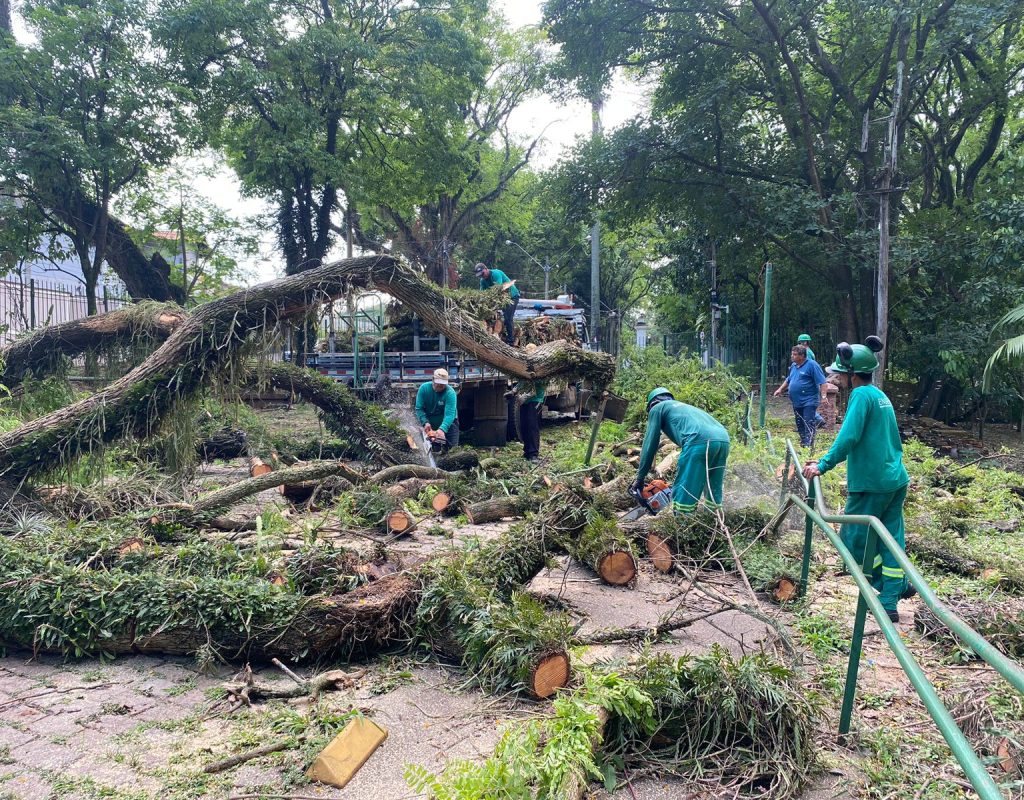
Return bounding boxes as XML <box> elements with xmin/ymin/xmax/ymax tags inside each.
<box><xmin>982</xmin><ymin>333</ymin><xmax>1024</xmax><ymax>392</ymax></box>
<box><xmin>992</xmin><ymin>303</ymin><xmax>1024</xmax><ymax>333</ymax></box>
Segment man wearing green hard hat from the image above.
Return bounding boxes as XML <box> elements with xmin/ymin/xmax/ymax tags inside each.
<box><xmin>803</xmin><ymin>337</ymin><xmax>915</xmax><ymax>622</ymax></box>
<box><xmin>631</xmin><ymin>388</ymin><xmax>731</xmax><ymax>514</ymax></box>
<box><xmin>796</xmin><ymin>333</ymin><xmax>815</xmax><ymax>362</ymax></box>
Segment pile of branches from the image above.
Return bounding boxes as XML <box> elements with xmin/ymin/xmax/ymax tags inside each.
<box><xmin>514</xmin><ymin>315</ymin><xmax>578</xmax><ymax>347</ymax></box>
<box><xmin>407</xmin><ymin>648</ymin><xmax>817</xmax><ymax>800</ymax></box>
<box><xmin>915</xmin><ymin>594</ymin><xmax>1024</xmax><ymax>661</ymax></box>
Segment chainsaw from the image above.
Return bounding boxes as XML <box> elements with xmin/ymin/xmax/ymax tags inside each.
<box><xmin>621</xmin><ymin>478</ymin><xmax>673</xmax><ymax>521</ymax></box>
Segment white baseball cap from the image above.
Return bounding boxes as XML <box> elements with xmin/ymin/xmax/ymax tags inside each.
<box><xmin>433</xmin><ymin>368</ymin><xmax>449</xmax><ymax>385</ymax></box>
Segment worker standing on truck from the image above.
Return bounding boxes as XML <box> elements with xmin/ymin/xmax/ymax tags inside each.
<box><xmin>475</xmin><ymin>262</ymin><xmax>520</xmax><ymax>345</ymax></box>
<box><xmin>416</xmin><ymin>368</ymin><xmax>459</xmax><ymax>451</ymax></box>
<box><xmin>631</xmin><ymin>388</ymin><xmax>731</xmax><ymax>514</ymax></box>
<box><xmin>803</xmin><ymin>340</ymin><xmax>915</xmax><ymax>623</ymax></box>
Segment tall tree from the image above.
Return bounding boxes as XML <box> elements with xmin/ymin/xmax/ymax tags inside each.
<box><xmin>0</xmin><ymin>0</ymin><xmax>187</xmax><ymax>308</ymax></box>
<box><xmin>544</xmin><ymin>0</ymin><xmax>1024</xmax><ymax>344</ymax></box>
<box><xmin>349</xmin><ymin>25</ymin><xmax>548</xmax><ymax>286</ymax></box>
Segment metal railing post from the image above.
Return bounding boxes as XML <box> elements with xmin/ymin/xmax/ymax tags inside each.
<box><xmin>758</xmin><ymin>262</ymin><xmax>773</xmax><ymax>428</ymax></box>
<box><xmin>799</xmin><ymin>479</ymin><xmax>815</xmax><ymax>598</ymax></box>
<box><xmin>839</xmin><ymin>526</ymin><xmax>877</xmax><ymax>738</ymax></box>
<box><xmin>780</xmin><ymin>447</ymin><xmax>791</xmax><ymax>506</ymax></box>
<box><xmin>29</xmin><ymin>279</ymin><xmax>35</xmax><ymax>329</ymax></box>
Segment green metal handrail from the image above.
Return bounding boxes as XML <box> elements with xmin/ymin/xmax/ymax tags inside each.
<box><xmin>780</xmin><ymin>439</ymin><xmax>1024</xmax><ymax>800</ymax></box>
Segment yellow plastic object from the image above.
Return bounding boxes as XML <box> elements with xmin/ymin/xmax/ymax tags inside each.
<box><xmin>305</xmin><ymin>716</ymin><xmax>388</xmax><ymax>789</ymax></box>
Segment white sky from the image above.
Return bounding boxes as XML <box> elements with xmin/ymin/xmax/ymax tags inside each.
<box><xmin>202</xmin><ymin>0</ymin><xmax>649</xmax><ymax>283</ymax></box>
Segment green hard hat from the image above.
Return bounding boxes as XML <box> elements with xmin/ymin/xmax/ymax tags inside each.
<box><xmin>797</xmin><ymin>333</ymin><xmax>812</xmax><ymax>343</ymax></box>
<box><xmin>647</xmin><ymin>387</ymin><xmax>674</xmax><ymax>411</ymax></box>
<box><xmin>828</xmin><ymin>343</ymin><xmax>879</xmax><ymax>374</ymax></box>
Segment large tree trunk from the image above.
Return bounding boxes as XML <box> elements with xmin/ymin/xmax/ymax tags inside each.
<box><xmin>76</xmin><ymin>200</ymin><xmax>185</xmax><ymax>304</ymax></box>
<box><xmin>0</xmin><ymin>255</ymin><xmax>614</xmax><ymax>483</ymax></box>
<box><xmin>247</xmin><ymin>362</ymin><xmax>415</xmax><ymax>466</ymax></box>
<box><xmin>0</xmin><ymin>303</ymin><xmax>187</xmax><ymax>389</ymax></box>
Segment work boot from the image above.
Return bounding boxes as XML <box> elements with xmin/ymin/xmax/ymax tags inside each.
<box><xmin>900</xmin><ymin>584</ymin><xmax>918</xmax><ymax>600</ymax></box>
<box><xmin>885</xmin><ymin>609</ymin><xmax>899</xmax><ymax>623</ymax></box>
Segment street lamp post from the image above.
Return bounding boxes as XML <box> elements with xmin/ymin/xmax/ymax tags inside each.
<box><xmin>504</xmin><ymin>240</ymin><xmax>554</xmax><ymax>299</ymax></box>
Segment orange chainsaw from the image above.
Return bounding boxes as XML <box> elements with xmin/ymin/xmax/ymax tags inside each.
<box><xmin>622</xmin><ymin>478</ymin><xmax>673</xmax><ymax>521</ymax></box>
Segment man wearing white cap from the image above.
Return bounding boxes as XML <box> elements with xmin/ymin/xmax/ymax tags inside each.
<box><xmin>415</xmin><ymin>368</ymin><xmax>460</xmax><ymax>449</ymax></box>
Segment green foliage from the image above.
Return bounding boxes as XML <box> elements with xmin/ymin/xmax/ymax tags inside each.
<box><xmin>653</xmin><ymin>507</ymin><xmax>774</xmax><ymax>564</ymax></box>
<box><xmin>613</xmin><ymin>347</ymin><xmax>741</xmax><ymax>429</ymax></box>
<box><xmin>795</xmin><ymin>613</ymin><xmax>850</xmax><ymax>661</ymax></box>
<box><xmin>408</xmin><ymin>648</ymin><xmax>816</xmax><ymax>799</ymax></box>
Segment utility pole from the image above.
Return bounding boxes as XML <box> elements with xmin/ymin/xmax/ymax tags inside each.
<box><xmin>875</xmin><ymin>61</ymin><xmax>903</xmax><ymax>389</ymax></box>
<box><xmin>590</xmin><ymin>95</ymin><xmax>603</xmax><ymax>350</ymax></box>
<box><xmin>709</xmin><ymin>239</ymin><xmax>718</xmax><ymax>364</ymax></box>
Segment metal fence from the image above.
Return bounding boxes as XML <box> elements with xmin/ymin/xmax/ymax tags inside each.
<box><xmin>654</xmin><ymin>325</ymin><xmax>840</xmax><ymax>379</ymax></box>
<box><xmin>0</xmin><ymin>278</ymin><xmax>130</xmax><ymax>344</ymax></box>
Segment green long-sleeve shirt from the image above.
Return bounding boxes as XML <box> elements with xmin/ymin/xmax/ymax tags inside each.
<box><xmin>637</xmin><ymin>400</ymin><xmax>730</xmax><ymax>479</ymax></box>
<box><xmin>415</xmin><ymin>382</ymin><xmax>457</xmax><ymax>432</ymax></box>
<box><xmin>479</xmin><ymin>268</ymin><xmax>521</xmax><ymax>300</ymax></box>
<box><xmin>817</xmin><ymin>384</ymin><xmax>908</xmax><ymax>493</ymax></box>
<box><xmin>516</xmin><ymin>380</ymin><xmax>547</xmax><ymax>404</ymax></box>
<box><xmin>806</xmin><ymin>346</ymin><xmax>816</xmax><ymax>362</ymax></box>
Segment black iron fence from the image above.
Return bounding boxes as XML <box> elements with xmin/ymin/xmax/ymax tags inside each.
<box><xmin>0</xmin><ymin>278</ymin><xmax>130</xmax><ymax>344</ymax></box>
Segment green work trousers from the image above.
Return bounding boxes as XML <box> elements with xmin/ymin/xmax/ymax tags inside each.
<box><xmin>840</xmin><ymin>485</ymin><xmax>909</xmax><ymax>612</ymax></box>
<box><xmin>672</xmin><ymin>439</ymin><xmax>730</xmax><ymax>514</ymax></box>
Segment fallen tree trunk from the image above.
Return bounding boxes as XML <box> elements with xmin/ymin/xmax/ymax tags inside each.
<box><xmin>190</xmin><ymin>461</ymin><xmax>361</xmax><ymax>515</ymax></box>
<box><xmin>435</xmin><ymin>450</ymin><xmax>480</xmax><ymax>472</ymax></box>
<box><xmin>197</xmin><ymin>428</ymin><xmax>249</xmax><ymax>462</ymax></box>
<box><xmin>247</xmin><ymin>362</ymin><xmax>413</xmax><ymax>466</ymax></box>
<box><xmin>0</xmin><ymin>303</ymin><xmax>188</xmax><ymax>389</ymax></box>
<box><xmin>465</xmin><ymin>495</ymin><xmax>533</xmax><ymax>525</ymax></box>
<box><xmin>0</xmin><ymin>254</ymin><xmax>613</xmax><ymax>482</ymax></box>
<box><xmin>383</xmin><ymin>477</ymin><xmax>443</xmax><ymax>502</ymax></box>
<box><xmin>1</xmin><ymin>485</ymin><xmax>594</xmax><ymax>685</ymax></box>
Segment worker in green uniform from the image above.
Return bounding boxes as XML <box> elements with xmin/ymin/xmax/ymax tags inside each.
<box><xmin>797</xmin><ymin>333</ymin><xmax>816</xmax><ymax>362</ymax></box>
<box><xmin>415</xmin><ymin>368</ymin><xmax>459</xmax><ymax>451</ymax></box>
<box><xmin>631</xmin><ymin>388</ymin><xmax>731</xmax><ymax>514</ymax></box>
<box><xmin>516</xmin><ymin>379</ymin><xmax>547</xmax><ymax>462</ymax></box>
<box><xmin>802</xmin><ymin>341</ymin><xmax>915</xmax><ymax>622</ymax></box>
<box><xmin>475</xmin><ymin>262</ymin><xmax>520</xmax><ymax>344</ymax></box>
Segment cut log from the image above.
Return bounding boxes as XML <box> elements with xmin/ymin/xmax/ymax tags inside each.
<box><xmin>385</xmin><ymin>509</ymin><xmax>416</xmax><ymax>535</ymax></box>
<box><xmin>591</xmin><ymin>474</ymin><xmax>634</xmax><ymax>511</ymax></box>
<box><xmin>431</xmin><ymin>492</ymin><xmax>452</xmax><ymax>513</ymax></box>
<box><xmin>383</xmin><ymin>477</ymin><xmax>443</xmax><ymax>502</ymax></box>
<box><xmin>465</xmin><ymin>496</ymin><xmax>531</xmax><ymax>525</ymax></box>
<box><xmin>369</xmin><ymin>464</ymin><xmax>453</xmax><ymax>484</ymax></box>
<box><xmin>0</xmin><ymin>302</ymin><xmax>187</xmax><ymax>389</ymax></box>
<box><xmin>530</xmin><ymin>652</ymin><xmax>572</xmax><ymax>700</ymax></box>
<box><xmin>647</xmin><ymin>532</ymin><xmax>676</xmax><ymax>573</ymax></box>
<box><xmin>248</xmin><ymin>456</ymin><xmax>273</xmax><ymax>478</ymax></box>
<box><xmin>560</xmin><ymin>517</ymin><xmax>638</xmax><ymax>587</ymax></box>
<box><xmin>435</xmin><ymin>450</ymin><xmax>480</xmax><ymax>472</ymax></box>
<box><xmin>655</xmin><ymin>448</ymin><xmax>680</xmax><ymax>477</ymax></box>
<box><xmin>0</xmin><ymin>253</ymin><xmax>613</xmax><ymax>482</ymax></box>
<box><xmin>192</xmin><ymin>461</ymin><xmax>359</xmax><ymax>515</ymax></box>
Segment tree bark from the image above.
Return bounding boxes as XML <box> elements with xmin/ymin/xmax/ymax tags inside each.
<box><xmin>465</xmin><ymin>495</ymin><xmax>533</xmax><ymax>525</ymax></box>
<box><xmin>248</xmin><ymin>362</ymin><xmax>414</xmax><ymax>466</ymax></box>
<box><xmin>0</xmin><ymin>303</ymin><xmax>187</xmax><ymax>389</ymax></box>
<box><xmin>0</xmin><ymin>254</ymin><xmax>613</xmax><ymax>483</ymax></box>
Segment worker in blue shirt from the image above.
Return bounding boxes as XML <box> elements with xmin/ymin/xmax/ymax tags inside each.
<box><xmin>475</xmin><ymin>262</ymin><xmax>520</xmax><ymax>344</ymax></box>
<box><xmin>774</xmin><ymin>345</ymin><xmax>828</xmax><ymax>447</ymax></box>
<box><xmin>415</xmin><ymin>368</ymin><xmax>459</xmax><ymax>451</ymax></box>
